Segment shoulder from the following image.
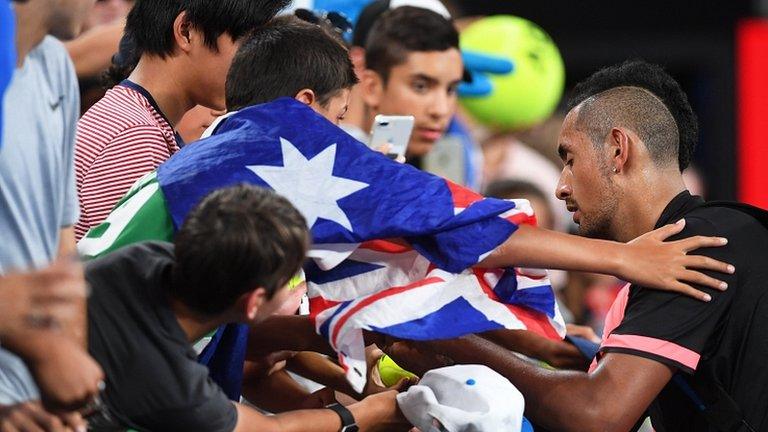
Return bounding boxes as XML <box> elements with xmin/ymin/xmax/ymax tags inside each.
<box><xmin>86</xmin><ymin>241</ymin><xmax>175</xmax><ymax>277</ymax></box>
<box><xmin>79</xmin><ymin>87</ymin><xmax>164</xmax><ymax>139</ymax></box>
<box><xmin>28</xmin><ymin>36</ymin><xmax>76</xmax><ymax>89</ymax></box>
<box><xmin>676</xmin><ymin>204</ymin><xmax>768</xmax><ymax>245</ymax></box>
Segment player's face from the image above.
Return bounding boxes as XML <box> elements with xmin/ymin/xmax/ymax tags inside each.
<box><xmin>312</xmin><ymin>89</ymin><xmax>352</xmax><ymax>126</ymax></box>
<box><xmin>368</xmin><ymin>49</ymin><xmax>463</xmax><ymax>157</ymax></box>
<box><xmin>555</xmin><ymin>108</ymin><xmax>620</xmax><ymax>240</ymax></box>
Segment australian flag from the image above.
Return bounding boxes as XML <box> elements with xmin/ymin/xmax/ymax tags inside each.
<box><xmin>158</xmin><ymin>98</ymin><xmax>564</xmax><ymax>393</ymax></box>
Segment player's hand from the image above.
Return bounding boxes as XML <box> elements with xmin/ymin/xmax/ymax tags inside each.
<box><xmin>25</xmin><ymin>335</ymin><xmax>104</xmax><ymax>412</ymax></box>
<box><xmin>620</xmin><ymin>219</ymin><xmax>734</xmax><ymax>301</ymax></box>
<box><xmin>0</xmin><ymin>260</ymin><xmax>87</xmax><ymax>336</ymax></box>
<box><xmin>362</xmin><ymin>345</ymin><xmax>415</xmax><ymax>398</ymax></box>
<box><xmin>0</xmin><ymin>401</ymin><xmax>80</xmax><ymax>432</ymax></box>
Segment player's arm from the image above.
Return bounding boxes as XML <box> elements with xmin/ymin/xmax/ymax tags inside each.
<box><xmin>407</xmin><ymin>335</ymin><xmax>672</xmax><ymax>432</ymax></box>
<box><xmin>247</xmin><ymin>316</ymin><xmax>335</xmax><ymax>359</ymax></box>
<box><xmin>479</xmin><ymin>221</ymin><xmax>733</xmax><ymax>301</ymax></box>
<box><xmin>234</xmin><ymin>390</ymin><xmax>409</xmax><ymax>432</ymax></box>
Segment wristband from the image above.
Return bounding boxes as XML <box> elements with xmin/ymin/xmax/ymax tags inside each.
<box><xmin>326</xmin><ymin>402</ymin><xmax>358</xmax><ymax>432</ymax></box>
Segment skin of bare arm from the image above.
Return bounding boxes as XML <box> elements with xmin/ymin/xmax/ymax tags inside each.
<box><xmin>481</xmin><ymin>329</ymin><xmax>590</xmax><ymax>371</ymax></box>
<box><xmin>247</xmin><ymin>316</ymin><xmax>336</xmax><ymax>360</ymax></box>
<box><xmin>64</xmin><ymin>20</ymin><xmax>125</xmax><ymax>79</ymax></box>
<box><xmin>392</xmin><ymin>335</ymin><xmax>672</xmax><ymax>432</ymax></box>
<box><xmin>233</xmin><ymin>390</ymin><xmax>409</xmax><ymax>432</ymax></box>
<box><xmin>479</xmin><ymin>223</ymin><xmax>733</xmax><ymax>301</ymax></box>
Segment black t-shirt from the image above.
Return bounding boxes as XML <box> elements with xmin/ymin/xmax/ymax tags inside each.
<box><xmin>86</xmin><ymin>242</ymin><xmax>237</xmax><ymax>432</ymax></box>
<box><xmin>593</xmin><ymin>191</ymin><xmax>768</xmax><ymax>432</ymax></box>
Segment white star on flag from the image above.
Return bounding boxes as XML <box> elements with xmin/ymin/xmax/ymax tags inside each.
<box><xmin>247</xmin><ymin>137</ymin><xmax>369</xmax><ymax>232</ymax></box>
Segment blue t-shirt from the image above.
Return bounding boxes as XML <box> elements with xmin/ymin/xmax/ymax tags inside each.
<box><xmin>0</xmin><ymin>0</ymin><xmax>16</xmax><ymax>149</ymax></box>
<box><xmin>0</xmin><ymin>36</ymin><xmax>80</xmax><ymax>273</ymax></box>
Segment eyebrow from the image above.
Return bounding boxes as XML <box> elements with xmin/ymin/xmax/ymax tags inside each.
<box><xmin>410</xmin><ymin>73</ymin><xmax>440</xmax><ymax>86</ymax></box>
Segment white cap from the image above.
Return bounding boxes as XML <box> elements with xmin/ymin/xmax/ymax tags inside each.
<box><xmin>397</xmin><ymin>364</ymin><xmax>525</xmax><ymax>432</ymax></box>
<box><xmin>389</xmin><ymin>0</ymin><xmax>451</xmax><ymax>19</ymax></box>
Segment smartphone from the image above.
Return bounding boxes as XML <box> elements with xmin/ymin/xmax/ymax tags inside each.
<box><xmin>369</xmin><ymin>115</ymin><xmax>415</xmax><ymax>159</ymax></box>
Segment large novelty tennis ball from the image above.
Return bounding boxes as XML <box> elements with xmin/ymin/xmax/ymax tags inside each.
<box><xmin>377</xmin><ymin>354</ymin><xmax>418</xmax><ymax>387</ymax></box>
<box><xmin>460</xmin><ymin>15</ymin><xmax>565</xmax><ymax>131</ymax></box>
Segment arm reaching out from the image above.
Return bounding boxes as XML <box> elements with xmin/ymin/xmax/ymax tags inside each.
<box><xmin>234</xmin><ymin>390</ymin><xmax>409</xmax><ymax>432</ymax></box>
<box><xmin>479</xmin><ymin>220</ymin><xmax>733</xmax><ymax>301</ymax></box>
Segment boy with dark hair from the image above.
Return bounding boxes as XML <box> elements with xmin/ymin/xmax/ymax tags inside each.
<box><xmin>74</xmin><ymin>0</ymin><xmax>289</xmax><ymax>241</ymax></box>
<box><xmin>78</xmin><ymin>16</ymin><xmax>361</xmax><ymax>258</ymax></box>
<box><xmin>201</xmin><ymin>14</ymin><xmax>358</xmax><ymax>138</ymax></box>
<box><xmin>86</xmin><ymin>184</ymin><xmax>409</xmax><ymax>431</ymax></box>
<box><xmin>357</xmin><ymin>6</ymin><xmax>463</xmax><ymax>160</ymax></box>
<box><xmin>225</xmin><ymin>16</ymin><xmax>357</xmax><ymax>119</ymax></box>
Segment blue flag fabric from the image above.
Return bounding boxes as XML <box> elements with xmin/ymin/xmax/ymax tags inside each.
<box><xmin>158</xmin><ymin>98</ymin><xmax>519</xmax><ymax>274</ymax></box>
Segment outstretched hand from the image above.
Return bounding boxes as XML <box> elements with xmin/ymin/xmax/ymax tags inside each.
<box><xmin>620</xmin><ymin>219</ymin><xmax>734</xmax><ymax>301</ymax></box>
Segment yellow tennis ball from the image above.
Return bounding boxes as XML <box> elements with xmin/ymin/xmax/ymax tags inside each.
<box><xmin>460</xmin><ymin>15</ymin><xmax>565</xmax><ymax>131</ymax></box>
<box><xmin>377</xmin><ymin>354</ymin><xmax>418</xmax><ymax>387</ymax></box>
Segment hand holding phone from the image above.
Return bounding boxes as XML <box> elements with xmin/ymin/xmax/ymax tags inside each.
<box><xmin>369</xmin><ymin>115</ymin><xmax>414</xmax><ymax>161</ymax></box>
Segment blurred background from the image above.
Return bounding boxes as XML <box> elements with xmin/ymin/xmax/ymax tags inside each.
<box><xmin>454</xmin><ymin>0</ymin><xmax>766</xmax><ymax>207</ymax></box>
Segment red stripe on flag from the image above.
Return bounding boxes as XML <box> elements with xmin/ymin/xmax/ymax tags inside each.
<box><xmin>506</xmin><ymin>304</ymin><xmax>561</xmax><ymax>340</ymax></box>
<box><xmin>446</xmin><ymin>179</ymin><xmax>484</xmax><ymax>209</ymax></box>
<box><xmin>474</xmin><ymin>269</ymin><xmax>560</xmax><ymax>340</ymax></box>
<box><xmin>330</xmin><ymin>277</ymin><xmax>445</xmax><ymax>348</ymax></box>
<box><xmin>309</xmin><ymin>296</ymin><xmax>342</xmax><ymax>320</ymax></box>
<box><xmin>507</xmin><ymin>212</ymin><xmax>537</xmax><ymax>227</ymax></box>
<box><xmin>359</xmin><ymin>239</ymin><xmax>412</xmax><ymax>254</ymax></box>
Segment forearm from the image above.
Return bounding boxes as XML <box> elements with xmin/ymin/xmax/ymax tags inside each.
<box><xmin>285</xmin><ymin>352</ymin><xmax>356</xmax><ymax>397</ymax></box>
<box><xmin>57</xmin><ymin>228</ymin><xmax>86</xmax><ymax>346</ymax></box>
<box><xmin>479</xmin><ymin>225</ymin><xmax>623</xmax><ymax>275</ymax></box>
<box><xmin>248</xmin><ymin>316</ymin><xmax>334</xmax><ymax>358</ymax></box>
<box><xmin>1</xmin><ymin>329</ymin><xmax>57</xmax><ymax>364</ymax></box>
<box><xmin>64</xmin><ymin>21</ymin><xmax>125</xmax><ymax>78</ymax></box>
<box><xmin>242</xmin><ymin>369</ymin><xmax>313</xmax><ymax>413</ymax></box>
<box><xmin>236</xmin><ymin>394</ymin><xmax>403</xmax><ymax>432</ymax></box>
<box><xmin>426</xmin><ymin>335</ymin><xmax>626</xmax><ymax>432</ymax></box>
<box><xmin>481</xmin><ymin>329</ymin><xmax>589</xmax><ymax>371</ymax></box>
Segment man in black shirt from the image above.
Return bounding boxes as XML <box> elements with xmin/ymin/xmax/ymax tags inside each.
<box><xmin>86</xmin><ymin>185</ymin><xmax>409</xmax><ymax>431</ymax></box>
<box><xmin>383</xmin><ymin>60</ymin><xmax>768</xmax><ymax>432</ymax></box>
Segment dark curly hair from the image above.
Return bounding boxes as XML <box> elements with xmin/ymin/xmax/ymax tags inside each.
<box><xmin>566</xmin><ymin>60</ymin><xmax>698</xmax><ymax>171</ymax></box>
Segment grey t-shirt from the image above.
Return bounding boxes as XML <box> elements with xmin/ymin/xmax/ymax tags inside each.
<box><xmin>0</xmin><ymin>35</ymin><xmax>79</xmax><ymax>273</ymax></box>
<box><xmin>0</xmin><ymin>35</ymin><xmax>80</xmax><ymax>404</ymax></box>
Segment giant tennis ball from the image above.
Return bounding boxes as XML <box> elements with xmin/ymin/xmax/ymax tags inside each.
<box><xmin>377</xmin><ymin>354</ymin><xmax>418</xmax><ymax>387</ymax></box>
<box><xmin>460</xmin><ymin>15</ymin><xmax>565</xmax><ymax>131</ymax></box>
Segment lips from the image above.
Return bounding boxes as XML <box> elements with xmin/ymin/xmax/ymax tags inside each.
<box><xmin>572</xmin><ymin>210</ymin><xmax>581</xmax><ymax>224</ymax></box>
<box><xmin>415</xmin><ymin>127</ymin><xmax>444</xmax><ymax>142</ymax></box>
<box><xmin>566</xmin><ymin>204</ymin><xmax>580</xmax><ymax>224</ymax></box>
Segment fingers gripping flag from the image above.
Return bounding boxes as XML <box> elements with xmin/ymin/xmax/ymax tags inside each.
<box><xmin>80</xmin><ymin>98</ymin><xmax>565</xmax><ymax>394</ymax></box>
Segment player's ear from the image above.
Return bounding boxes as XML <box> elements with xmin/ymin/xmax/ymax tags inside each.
<box><xmin>609</xmin><ymin>127</ymin><xmax>631</xmax><ymax>174</ymax></box>
<box><xmin>244</xmin><ymin>287</ymin><xmax>268</xmax><ymax>321</ymax></box>
<box><xmin>360</xmin><ymin>69</ymin><xmax>384</xmax><ymax>110</ymax></box>
<box><xmin>294</xmin><ymin>88</ymin><xmax>317</xmax><ymax>107</ymax></box>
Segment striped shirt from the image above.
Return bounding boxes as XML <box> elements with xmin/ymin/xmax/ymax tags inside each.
<box><xmin>75</xmin><ymin>82</ymin><xmax>179</xmax><ymax>240</ymax></box>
